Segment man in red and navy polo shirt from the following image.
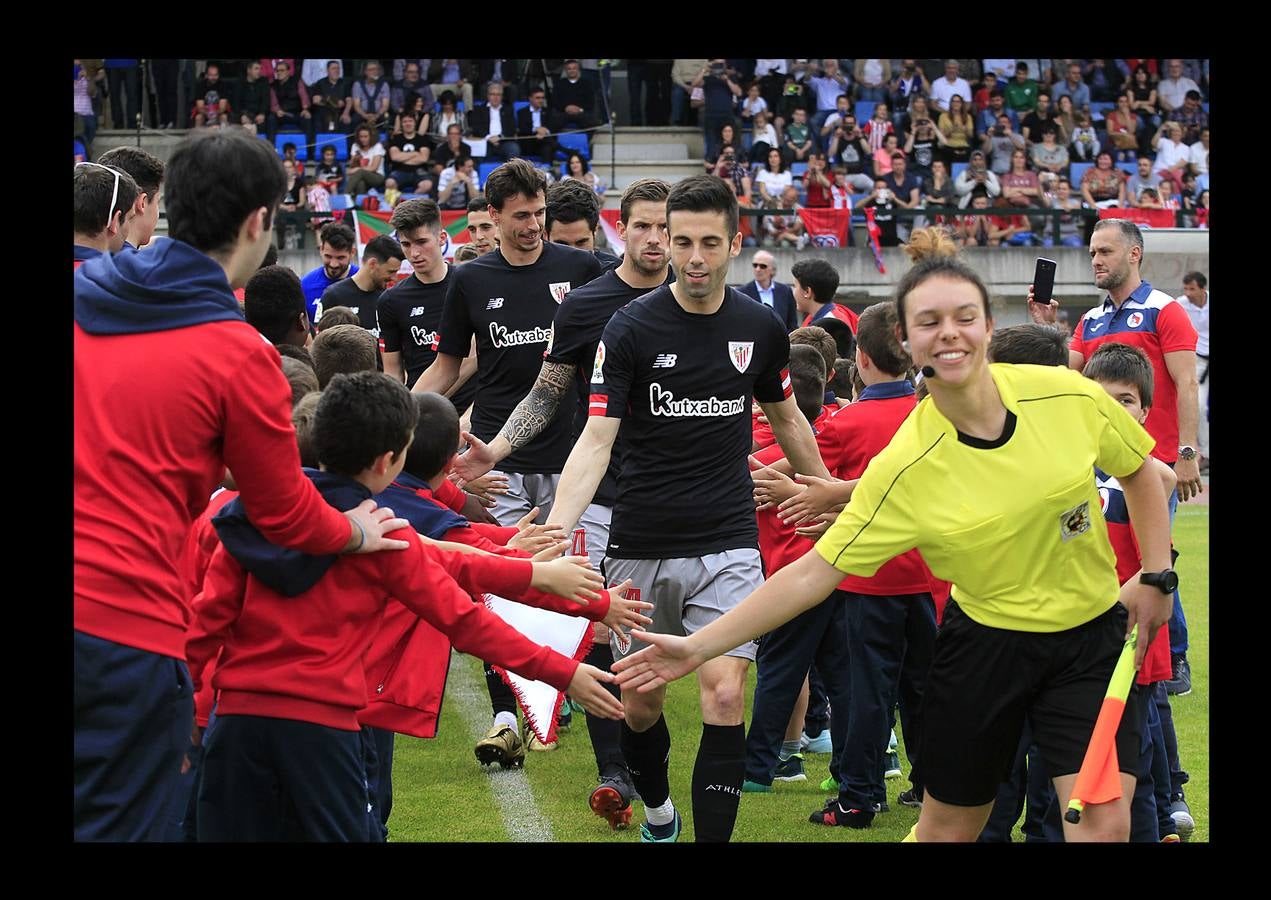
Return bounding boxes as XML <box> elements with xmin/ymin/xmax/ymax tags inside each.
<box><xmin>1031</xmin><ymin>217</ymin><xmax>1200</xmax><ymax>694</ymax></box>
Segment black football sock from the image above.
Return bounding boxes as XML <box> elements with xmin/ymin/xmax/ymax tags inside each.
<box><xmin>484</xmin><ymin>663</ymin><xmax>517</xmax><ymax>717</ymax></box>
<box><xmin>620</xmin><ymin>714</ymin><xmax>671</xmax><ymax>809</ymax></box>
<box><xmin>691</xmin><ymin>723</ymin><xmax>746</xmax><ymax>842</ymax></box>
<box><xmin>584</xmin><ymin>644</ymin><xmax>626</xmax><ymax>777</ymax></box>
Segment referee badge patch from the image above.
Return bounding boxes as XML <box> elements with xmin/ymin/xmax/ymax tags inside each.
<box><xmin>1059</xmin><ymin>501</ymin><xmax>1092</xmax><ymax>542</ymax></box>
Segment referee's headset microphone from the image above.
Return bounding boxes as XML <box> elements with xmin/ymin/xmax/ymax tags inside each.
<box><xmin>901</xmin><ymin>339</ymin><xmax>936</xmax><ymax>379</ymax></box>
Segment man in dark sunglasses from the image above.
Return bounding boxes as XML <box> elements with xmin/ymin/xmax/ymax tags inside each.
<box><xmin>735</xmin><ymin>249</ymin><xmax>798</xmax><ymax>332</ymax></box>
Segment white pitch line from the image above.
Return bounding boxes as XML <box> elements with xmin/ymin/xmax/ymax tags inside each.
<box><xmin>448</xmin><ymin>650</ymin><xmax>555</xmax><ymax>842</ymax></box>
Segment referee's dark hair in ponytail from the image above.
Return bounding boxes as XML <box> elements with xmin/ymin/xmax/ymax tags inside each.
<box><xmin>894</xmin><ymin>256</ymin><xmax>992</xmax><ymax>340</ymax></box>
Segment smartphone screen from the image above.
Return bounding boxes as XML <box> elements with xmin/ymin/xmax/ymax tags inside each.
<box><xmin>1033</xmin><ymin>257</ymin><xmax>1057</xmax><ymax>306</ymax></box>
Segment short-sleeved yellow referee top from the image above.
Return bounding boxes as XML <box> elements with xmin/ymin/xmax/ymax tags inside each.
<box><xmin>815</xmin><ymin>364</ymin><xmax>1155</xmax><ymax>632</ymax></box>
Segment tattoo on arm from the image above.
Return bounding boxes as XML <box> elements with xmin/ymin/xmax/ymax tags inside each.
<box><xmin>499</xmin><ymin>361</ymin><xmax>577</xmax><ymax>451</ymax></box>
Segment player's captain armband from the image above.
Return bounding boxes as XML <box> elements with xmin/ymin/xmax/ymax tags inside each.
<box><xmin>592</xmin><ymin>341</ymin><xmax>606</xmax><ymax>383</ymax></box>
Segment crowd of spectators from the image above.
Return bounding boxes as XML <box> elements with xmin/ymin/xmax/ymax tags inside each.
<box><xmin>74</xmin><ymin>58</ymin><xmax>1210</xmax><ymax>248</ymax></box>
<box><xmin>74</xmin><ymin>59</ymin><xmax>615</xmax><ymax>217</ymax></box>
<box><xmin>687</xmin><ymin>59</ymin><xmax>1209</xmax><ymax>248</ymax></box>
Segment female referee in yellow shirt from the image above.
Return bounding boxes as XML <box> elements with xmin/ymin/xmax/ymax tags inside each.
<box><xmin>612</xmin><ymin>255</ymin><xmax>1175</xmax><ymax>842</ymax></box>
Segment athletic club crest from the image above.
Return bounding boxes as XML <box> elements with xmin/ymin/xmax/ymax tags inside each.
<box><xmin>1126</xmin><ymin>311</ymin><xmax>1144</xmax><ymax>328</ymax></box>
<box><xmin>549</xmin><ymin>281</ymin><xmax>572</xmax><ymax>303</ymax></box>
<box><xmin>728</xmin><ymin>341</ymin><xmax>754</xmax><ymax>373</ymax></box>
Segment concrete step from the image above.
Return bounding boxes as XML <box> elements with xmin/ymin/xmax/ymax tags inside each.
<box><xmin>592</xmin><ymin>142</ymin><xmax>689</xmax><ymax>162</ymax></box>
<box><xmin>595</xmin><ymin>126</ymin><xmax>703</xmax><ymax>157</ymax></box>
<box><xmin>590</xmin><ymin>160</ymin><xmax>703</xmax><ymax>179</ymax></box>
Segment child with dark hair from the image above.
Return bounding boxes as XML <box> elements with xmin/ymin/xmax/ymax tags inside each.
<box><xmin>244</xmin><ymin>265</ymin><xmax>310</xmax><ymax>346</ymax></box>
<box><xmin>742</xmin><ymin>344</ymin><xmax>841</xmax><ymax>793</ymax></box>
<box><xmin>988</xmin><ymin>323</ymin><xmax>1071</xmax><ymax>367</ymax></box>
<box><xmin>315</xmin><ymin>305</ymin><xmax>362</xmax><ymax>331</ymax></box>
<box><xmin>275</xmin><ymin>342</ymin><xmax>316</xmax><ymax>370</ymax></box>
<box><xmin>312</xmin><ymin>324</ymin><xmax>378</xmax><ymax>388</ymax></box>
<box><xmin>358</xmin><ymin>392</ymin><xmax>653</xmax><ymax>831</ymax></box>
<box><xmin>791</xmin><ymin>257</ymin><xmax>859</xmax><ymax>332</ymax></box>
<box><xmin>753</xmin><ymin>326</ymin><xmax>842</xmax><ymax>452</ymax></box>
<box><xmin>187</xmin><ymin>372</ymin><xmax>630</xmax><ymax>841</ymax></box>
<box><xmin>281</xmin><ymin>356</ymin><xmax>319</xmax><ymax>406</ymax></box>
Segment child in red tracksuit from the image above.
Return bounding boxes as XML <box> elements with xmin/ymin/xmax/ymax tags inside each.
<box><xmin>186</xmin><ymin>372</ymin><xmax>628</xmax><ymax>841</ymax></box>
<box><xmin>358</xmin><ymin>392</ymin><xmax>650</xmax><ymax>836</ymax></box>
<box><xmin>742</xmin><ymin>345</ymin><xmax>841</xmax><ymax>792</ymax></box>
<box><xmin>1022</xmin><ymin>343</ymin><xmax>1179</xmax><ymax>842</ymax></box>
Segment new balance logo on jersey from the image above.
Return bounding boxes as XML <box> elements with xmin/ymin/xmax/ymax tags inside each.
<box><xmin>486</xmin><ymin>297</ymin><xmax>505</xmax><ymax>310</ymax></box>
<box><xmin>410</xmin><ymin>326</ymin><xmax>439</xmax><ymax>347</ymax></box>
<box><xmin>652</xmin><ymin>353</ymin><xmax>678</xmax><ymax>368</ymax></box>
<box><xmin>410</xmin><ymin>306</ymin><xmax>426</xmax><ymax>317</ymax></box>
<box><xmin>489</xmin><ymin>322</ymin><xmax>552</xmax><ymax>348</ymax></box>
<box><xmin>649</xmin><ymin>383</ymin><xmax>746</xmax><ymax>418</ymax></box>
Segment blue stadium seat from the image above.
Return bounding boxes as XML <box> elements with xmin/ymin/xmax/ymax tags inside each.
<box><xmin>742</xmin><ymin>132</ymin><xmax>753</xmax><ymax>152</ymax></box>
<box><xmin>951</xmin><ymin>162</ymin><xmax>969</xmax><ymax>182</ymax></box>
<box><xmin>398</xmin><ymin>193</ymin><xmax>422</xmax><ymax>202</ymax></box>
<box><xmin>1088</xmin><ymin>102</ymin><xmax>1114</xmax><ymax>122</ymax></box>
<box><xmin>514</xmin><ymin>100</ymin><xmax>529</xmax><ymax>113</ymax></box>
<box><xmin>855</xmin><ymin>101</ymin><xmax>876</xmax><ymax>125</ymax></box>
<box><xmin>478</xmin><ymin>161</ymin><xmax>501</xmax><ymax>188</ymax></box>
<box><xmin>556</xmin><ymin>132</ymin><xmax>591</xmax><ymax>159</ymax></box>
<box><xmin>1115</xmin><ymin>161</ymin><xmax>1136</xmax><ymax>176</ymax></box>
<box><xmin>275</xmin><ymin>131</ymin><xmax>307</xmax><ymax>160</ymax></box>
<box><xmin>1202</xmin><ymin>102</ymin><xmax>1209</xmax><ymax>113</ymax></box>
<box><xmin>329</xmin><ymin>193</ymin><xmax>355</xmax><ymax>211</ymax></box>
<box><xmin>314</xmin><ymin>132</ymin><xmax>350</xmax><ymax>161</ymax></box>
<box><xmin>791</xmin><ymin>162</ymin><xmax>809</xmax><ymax>178</ymax></box>
<box><xmin>1069</xmin><ymin>161</ymin><xmax>1094</xmax><ymax>186</ymax></box>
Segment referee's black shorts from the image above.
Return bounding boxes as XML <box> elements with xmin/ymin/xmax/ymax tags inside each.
<box><xmin>920</xmin><ymin>599</ymin><xmax>1142</xmax><ymax>808</ymax></box>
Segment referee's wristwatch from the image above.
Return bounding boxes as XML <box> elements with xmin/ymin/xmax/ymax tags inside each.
<box><xmin>1178</xmin><ymin>446</ymin><xmax>1197</xmax><ymax>461</ymax></box>
<box><xmin>1139</xmin><ymin>569</ymin><xmax>1179</xmax><ymax>594</ymax></box>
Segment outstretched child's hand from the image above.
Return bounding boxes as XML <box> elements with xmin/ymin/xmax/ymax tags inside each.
<box><xmin>461</xmin><ymin>472</ymin><xmax>509</xmax><ymax>506</ymax></box>
<box><xmin>532</xmin><ymin>540</ymin><xmax>567</xmax><ymax>562</ymax></box>
<box><xmin>794</xmin><ymin>510</ymin><xmax>838</xmax><ymax>539</ymax></box>
<box><xmin>778</xmin><ymin>474</ymin><xmax>851</xmax><ymax>525</ymax></box>
<box><xmin>601</xmin><ymin>579</ymin><xmax>654</xmax><ymax>631</ymax></box>
<box><xmin>567</xmin><ymin>664</ymin><xmax>624</xmax><ymax>720</ymax></box>
<box><xmin>507</xmin><ymin>508</ymin><xmax>568</xmax><ymax>555</ymax></box>
<box><xmin>531</xmin><ymin>555</ymin><xmax>603</xmax><ymax>603</ymax></box>
<box><xmin>753</xmin><ymin>465</ymin><xmax>802</xmax><ymax>511</ymax></box>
